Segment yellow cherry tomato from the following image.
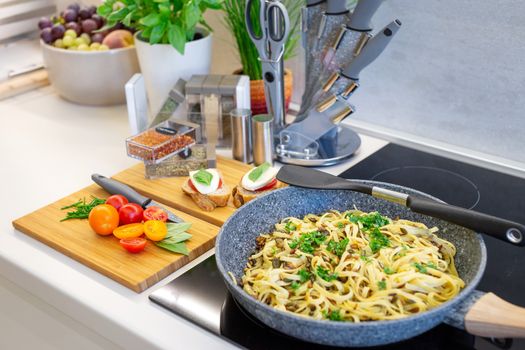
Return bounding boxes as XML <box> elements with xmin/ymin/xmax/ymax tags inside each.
<box><xmin>113</xmin><ymin>223</ymin><xmax>144</xmax><ymax>239</ymax></box>
<box><xmin>144</xmin><ymin>220</ymin><xmax>168</xmax><ymax>241</ymax></box>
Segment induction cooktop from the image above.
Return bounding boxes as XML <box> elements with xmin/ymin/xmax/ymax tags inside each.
<box><xmin>150</xmin><ymin>143</ymin><xmax>525</xmax><ymax>350</ymax></box>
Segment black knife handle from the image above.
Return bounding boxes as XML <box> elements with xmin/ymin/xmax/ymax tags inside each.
<box><xmin>407</xmin><ymin>196</ymin><xmax>525</xmax><ymax>247</ymax></box>
<box><xmin>91</xmin><ymin>174</ymin><xmax>151</xmax><ymax>207</ymax></box>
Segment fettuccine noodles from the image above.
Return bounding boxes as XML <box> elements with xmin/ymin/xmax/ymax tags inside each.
<box><xmin>240</xmin><ymin>209</ymin><xmax>465</xmax><ymax>322</ymax></box>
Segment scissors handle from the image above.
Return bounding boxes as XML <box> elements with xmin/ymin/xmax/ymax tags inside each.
<box><xmin>245</xmin><ymin>0</ymin><xmax>265</xmax><ymax>42</ymax></box>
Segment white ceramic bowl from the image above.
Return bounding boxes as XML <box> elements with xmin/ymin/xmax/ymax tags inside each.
<box><xmin>41</xmin><ymin>41</ymin><xmax>140</xmax><ymax>106</ymax></box>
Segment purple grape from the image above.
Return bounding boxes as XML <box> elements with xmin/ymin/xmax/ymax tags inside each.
<box><xmin>63</xmin><ymin>9</ymin><xmax>78</xmax><ymax>23</ymax></box>
<box><xmin>91</xmin><ymin>14</ymin><xmax>104</xmax><ymax>29</ymax></box>
<box><xmin>81</xmin><ymin>19</ymin><xmax>97</xmax><ymax>34</ymax></box>
<box><xmin>40</xmin><ymin>27</ymin><xmax>53</xmax><ymax>44</ymax></box>
<box><xmin>38</xmin><ymin>17</ymin><xmax>52</xmax><ymax>30</ymax></box>
<box><xmin>91</xmin><ymin>33</ymin><xmax>105</xmax><ymax>43</ymax></box>
<box><xmin>65</xmin><ymin>22</ymin><xmax>81</xmax><ymax>36</ymax></box>
<box><xmin>87</xmin><ymin>6</ymin><xmax>97</xmax><ymax>16</ymax></box>
<box><xmin>67</xmin><ymin>3</ymin><xmax>80</xmax><ymax>12</ymax></box>
<box><xmin>79</xmin><ymin>8</ymin><xmax>91</xmax><ymax>20</ymax></box>
<box><xmin>51</xmin><ymin>24</ymin><xmax>65</xmax><ymax>40</ymax></box>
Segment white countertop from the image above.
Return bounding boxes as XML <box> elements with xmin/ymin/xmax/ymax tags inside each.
<box><xmin>0</xmin><ymin>86</ymin><xmax>388</xmax><ymax>349</ymax></box>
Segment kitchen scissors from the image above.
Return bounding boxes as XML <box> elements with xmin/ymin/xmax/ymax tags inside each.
<box><xmin>246</xmin><ymin>0</ymin><xmax>290</xmax><ymax>130</ymax></box>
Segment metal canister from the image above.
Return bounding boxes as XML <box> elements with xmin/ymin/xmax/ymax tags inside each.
<box><xmin>230</xmin><ymin>108</ymin><xmax>253</xmax><ymax>163</ymax></box>
<box><xmin>252</xmin><ymin>114</ymin><xmax>274</xmax><ymax>166</ymax></box>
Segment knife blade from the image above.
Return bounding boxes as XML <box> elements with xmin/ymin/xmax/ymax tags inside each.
<box><xmin>91</xmin><ymin>174</ymin><xmax>185</xmax><ymax>223</ymax></box>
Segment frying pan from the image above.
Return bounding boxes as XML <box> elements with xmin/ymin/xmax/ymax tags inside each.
<box><xmin>215</xmin><ymin>183</ymin><xmax>525</xmax><ymax>347</ymax></box>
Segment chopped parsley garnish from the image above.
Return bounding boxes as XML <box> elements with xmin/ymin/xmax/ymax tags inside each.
<box><xmin>323</xmin><ymin>310</ymin><xmax>343</xmax><ymax>321</ymax></box>
<box><xmin>383</xmin><ymin>266</ymin><xmax>395</xmax><ymax>275</ymax></box>
<box><xmin>291</xmin><ymin>281</ymin><xmax>300</xmax><ymax>290</ymax></box>
<box><xmin>193</xmin><ymin>169</ymin><xmax>213</xmax><ymax>185</ymax></box>
<box><xmin>248</xmin><ymin>162</ymin><xmax>271</xmax><ymax>181</ymax></box>
<box><xmin>337</xmin><ymin>222</ymin><xmax>345</xmax><ymax>229</ymax></box>
<box><xmin>316</xmin><ymin>266</ymin><xmax>338</xmax><ymax>282</ymax></box>
<box><xmin>413</xmin><ymin>262</ymin><xmax>436</xmax><ymax>273</ymax></box>
<box><xmin>284</xmin><ymin>221</ymin><xmax>297</xmax><ymax>232</ymax></box>
<box><xmin>326</xmin><ymin>238</ymin><xmax>349</xmax><ymax>258</ymax></box>
<box><xmin>377</xmin><ymin>280</ymin><xmax>387</xmax><ymax>290</ymax></box>
<box><xmin>346</xmin><ymin>212</ymin><xmax>389</xmax><ymax>230</ymax></box>
<box><xmin>289</xmin><ymin>231</ymin><xmax>326</xmax><ymax>254</ymax></box>
<box><xmin>360</xmin><ymin>254</ymin><xmax>371</xmax><ymax>263</ymax></box>
<box><xmin>298</xmin><ymin>269</ymin><xmax>311</xmax><ymax>283</ymax></box>
<box><xmin>369</xmin><ymin>227</ymin><xmax>390</xmax><ymax>253</ymax></box>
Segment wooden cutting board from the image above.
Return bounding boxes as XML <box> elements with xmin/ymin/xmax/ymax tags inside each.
<box><xmin>12</xmin><ymin>184</ymin><xmax>219</xmax><ymax>293</ymax></box>
<box><xmin>112</xmin><ymin>156</ymin><xmax>253</xmax><ymax>226</ymax></box>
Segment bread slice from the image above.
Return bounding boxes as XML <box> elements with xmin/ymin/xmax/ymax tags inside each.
<box><xmin>182</xmin><ymin>179</ymin><xmax>231</xmax><ymax>212</ymax></box>
<box><xmin>232</xmin><ymin>180</ymin><xmax>286</xmax><ymax>208</ymax></box>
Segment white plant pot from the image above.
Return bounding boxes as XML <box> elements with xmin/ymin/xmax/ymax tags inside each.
<box><xmin>134</xmin><ymin>28</ymin><xmax>212</xmax><ymax>114</ymax></box>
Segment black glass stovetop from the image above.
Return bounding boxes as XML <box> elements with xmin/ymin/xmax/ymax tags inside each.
<box><xmin>150</xmin><ymin>143</ymin><xmax>525</xmax><ymax>350</ymax></box>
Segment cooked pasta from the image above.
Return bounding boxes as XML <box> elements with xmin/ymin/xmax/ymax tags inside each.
<box><xmin>240</xmin><ymin>209</ymin><xmax>465</xmax><ymax>322</ymax></box>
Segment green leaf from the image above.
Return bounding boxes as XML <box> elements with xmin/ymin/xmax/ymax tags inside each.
<box><xmin>140</xmin><ymin>13</ymin><xmax>161</xmax><ymax>27</ymax></box>
<box><xmin>298</xmin><ymin>269</ymin><xmax>310</xmax><ymax>283</ymax></box>
<box><xmin>183</xmin><ymin>2</ymin><xmax>200</xmax><ymax>31</ymax></box>
<box><xmin>149</xmin><ymin>20</ymin><xmax>167</xmax><ymax>44</ymax></box>
<box><xmin>192</xmin><ymin>169</ymin><xmax>213</xmax><ymax>186</ymax></box>
<box><xmin>168</xmin><ymin>23</ymin><xmax>186</xmax><ymax>54</ymax></box>
<box><xmin>155</xmin><ymin>241</ymin><xmax>189</xmax><ymax>255</ymax></box>
<box><xmin>166</xmin><ymin>222</ymin><xmax>192</xmax><ymax>235</ymax></box>
<box><xmin>248</xmin><ymin>162</ymin><xmax>271</xmax><ymax>182</ymax></box>
<box><xmin>122</xmin><ymin>12</ymin><xmax>133</xmax><ymax>27</ymax></box>
<box><xmin>97</xmin><ymin>4</ymin><xmax>113</xmax><ymax>17</ymax></box>
<box><xmin>107</xmin><ymin>7</ymin><xmax>130</xmax><ymax>21</ymax></box>
<box><xmin>163</xmin><ymin>232</ymin><xmax>192</xmax><ymax>244</ymax></box>
<box><xmin>141</xmin><ymin>26</ymin><xmax>153</xmax><ymax>40</ymax></box>
<box><xmin>316</xmin><ymin>266</ymin><xmax>338</xmax><ymax>282</ymax></box>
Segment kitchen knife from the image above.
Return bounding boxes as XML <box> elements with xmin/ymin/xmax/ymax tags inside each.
<box><xmin>299</xmin><ymin>0</ymin><xmax>350</xmax><ymax>119</ymax></box>
<box><xmin>276</xmin><ymin>165</ymin><xmax>525</xmax><ymax>247</ymax></box>
<box><xmin>313</xmin><ymin>18</ymin><xmax>402</xmax><ymax>111</ymax></box>
<box><xmin>91</xmin><ymin>174</ymin><xmax>185</xmax><ymax>223</ymax></box>
<box><xmin>348</xmin><ymin>0</ymin><xmax>385</xmax><ymax>32</ymax></box>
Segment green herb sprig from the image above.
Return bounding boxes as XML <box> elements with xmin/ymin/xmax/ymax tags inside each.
<box><xmin>97</xmin><ymin>0</ymin><xmax>223</xmax><ymax>54</ymax></box>
<box><xmin>316</xmin><ymin>266</ymin><xmax>338</xmax><ymax>282</ymax></box>
<box><xmin>369</xmin><ymin>228</ymin><xmax>390</xmax><ymax>253</ymax></box>
<box><xmin>289</xmin><ymin>231</ymin><xmax>326</xmax><ymax>254</ymax></box>
<box><xmin>322</xmin><ymin>310</ymin><xmax>343</xmax><ymax>321</ymax></box>
<box><xmin>60</xmin><ymin>196</ymin><xmax>106</xmax><ymax>221</ymax></box>
<box><xmin>326</xmin><ymin>238</ymin><xmax>349</xmax><ymax>258</ymax></box>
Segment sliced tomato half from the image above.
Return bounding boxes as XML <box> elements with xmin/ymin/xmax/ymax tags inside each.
<box><xmin>255</xmin><ymin>178</ymin><xmax>277</xmax><ymax>192</ymax></box>
<box><xmin>120</xmin><ymin>238</ymin><xmax>147</xmax><ymax>254</ymax></box>
<box><xmin>143</xmin><ymin>206</ymin><xmax>168</xmax><ymax>222</ymax></box>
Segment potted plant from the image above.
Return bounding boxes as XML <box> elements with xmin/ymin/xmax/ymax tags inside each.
<box><xmin>222</xmin><ymin>0</ymin><xmax>301</xmax><ymax>115</ymax></box>
<box><xmin>97</xmin><ymin>0</ymin><xmax>223</xmax><ymax>113</ymax></box>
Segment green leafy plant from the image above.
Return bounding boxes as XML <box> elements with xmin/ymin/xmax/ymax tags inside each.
<box><xmin>97</xmin><ymin>0</ymin><xmax>223</xmax><ymax>54</ymax></box>
<box><xmin>222</xmin><ymin>0</ymin><xmax>302</xmax><ymax>80</ymax></box>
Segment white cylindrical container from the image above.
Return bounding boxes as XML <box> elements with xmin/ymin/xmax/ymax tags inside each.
<box><xmin>135</xmin><ymin>28</ymin><xmax>212</xmax><ymax>114</ymax></box>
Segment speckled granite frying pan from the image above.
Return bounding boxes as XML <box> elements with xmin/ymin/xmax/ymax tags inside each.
<box><xmin>215</xmin><ymin>183</ymin><xmax>525</xmax><ymax>347</ymax></box>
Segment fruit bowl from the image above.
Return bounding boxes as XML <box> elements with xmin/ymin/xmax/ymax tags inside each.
<box><xmin>42</xmin><ymin>42</ymin><xmax>140</xmax><ymax>106</ymax></box>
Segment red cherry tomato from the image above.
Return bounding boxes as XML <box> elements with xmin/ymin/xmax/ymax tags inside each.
<box><xmin>119</xmin><ymin>238</ymin><xmax>147</xmax><ymax>253</ymax></box>
<box><xmin>143</xmin><ymin>206</ymin><xmax>168</xmax><ymax>222</ymax></box>
<box><xmin>255</xmin><ymin>178</ymin><xmax>277</xmax><ymax>192</ymax></box>
<box><xmin>188</xmin><ymin>178</ymin><xmax>222</xmax><ymax>192</ymax></box>
<box><xmin>118</xmin><ymin>203</ymin><xmax>144</xmax><ymax>225</ymax></box>
<box><xmin>105</xmin><ymin>194</ymin><xmax>128</xmax><ymax>211</ymax></box>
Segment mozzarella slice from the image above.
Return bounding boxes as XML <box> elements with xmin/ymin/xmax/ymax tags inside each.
<box><xmin>189</xmin><ymin>168</ymin><xmax>221</xmax><ymax>195</ymax></box>
<box><xmin>242</xmin><ymin>166</ymin><xmax>278</xmax><ymax>191</ymax></box>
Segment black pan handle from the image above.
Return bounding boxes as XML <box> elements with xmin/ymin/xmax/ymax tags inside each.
<box><xmin>408</xmin><ymin>196</ymin><xmax>525</xmax><ymax>246</ymax></box>
<box><xmin>91</xmin><ymin>174</ymin><xmax>150</xmax><ymax>207</ymax></box>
